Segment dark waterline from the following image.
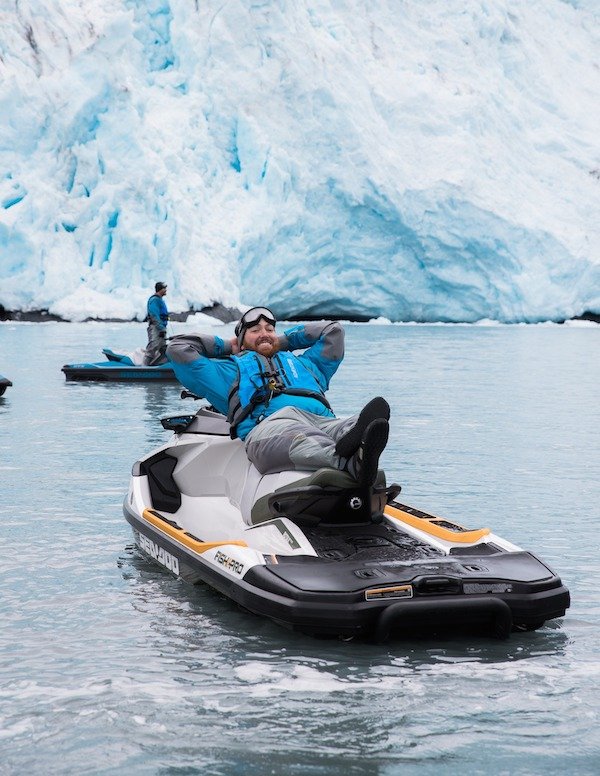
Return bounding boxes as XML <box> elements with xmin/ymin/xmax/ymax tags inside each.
<box><xmin>1</xmin><ymin>306</ymin><xmax>599</xmax><ymax>324</ymax></box>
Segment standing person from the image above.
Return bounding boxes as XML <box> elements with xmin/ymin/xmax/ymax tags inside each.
<box><xmin>145</xmin><ymin>282</ymin><xmax>169</xmax><ymax>365</ymax></box>
<box><xmin>167</xmin><ymin>306</ymin><xmax>390</xmax><ymax>485</ymax></box>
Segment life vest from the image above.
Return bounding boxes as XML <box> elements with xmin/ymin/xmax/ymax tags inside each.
<box><xmin>147</xmin><ymin>294</ymin><xmax>169</xmax><ymax>325</ymax></box>
<box><xmin>227</xmin><ymin>351</ymin><xmax>332</xmax><ymax>438</ymax></box>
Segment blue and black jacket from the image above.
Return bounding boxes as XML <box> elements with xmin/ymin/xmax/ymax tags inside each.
<box><xmin>147</xmin><ymin>294</ymin><xmax>169</xmax><ymax>330</ymax></box>
<box><xmin>167</xmin><ymin>321</ymin><xmax>344</xmax><ymax>440</ymax></box>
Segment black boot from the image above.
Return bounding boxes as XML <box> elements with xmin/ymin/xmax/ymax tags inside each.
<box><xmin>349</xmin><ymin>419</ymin><xmax>389</xmax><ymax>486</ymax></box>
<box><xmin>335</xmin><ymin>397</ymin><xmax>390</xmax><ymax>458</ymax></box>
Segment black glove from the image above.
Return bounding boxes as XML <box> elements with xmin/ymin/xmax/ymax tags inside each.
<box><xmin>159</xmin><ymin>330</ymin><xmax>167</xmax><ymax>338</ymax></box>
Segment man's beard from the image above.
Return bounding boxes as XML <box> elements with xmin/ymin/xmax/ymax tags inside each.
<box><xmin>255</xmin><ymin>338</ymin><xmax>277</xmax><ymax>356</ymax></box>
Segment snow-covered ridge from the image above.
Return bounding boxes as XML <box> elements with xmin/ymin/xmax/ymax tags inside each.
<box><xmin>0</xmin><ymin>0</ymin><xmax>598</xmax><ymax>323</ymax></box>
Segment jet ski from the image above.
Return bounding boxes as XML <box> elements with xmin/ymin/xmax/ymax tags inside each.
<box><xmin>62</xmin><ymin>348</ymin><xmax>176</xmax><ymax>382</ymax></box>
<box><xmin>0</xmin><ymin>374</ymin><xmax>12</xmax><ymax>396</ymax></box>
<box><xmin>123</xmin><ymin>404</ymin><xmax>570</xmax><ymax>642</ymax></box>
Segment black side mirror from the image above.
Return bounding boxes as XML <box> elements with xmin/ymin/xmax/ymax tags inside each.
<box><xmin>160</xmin><ymin>415</ymin><xmax>195</xmax><ymax>432</ymax></box>
<box><xmin>180</xmin><ymin>390</ymin><xmax>203</xmax><ymax>400</ymax></box>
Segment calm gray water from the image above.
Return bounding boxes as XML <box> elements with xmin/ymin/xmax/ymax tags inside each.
<box><xmin>1</xmin><ymin>320</ymin><xmax>599</xmax><ymax>775</ymax></box>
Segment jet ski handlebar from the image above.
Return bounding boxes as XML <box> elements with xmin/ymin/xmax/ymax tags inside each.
<box><xmin>180</xmin><ymin>389</ymin><xmax>204</xmax><ymax>400</ymax></box>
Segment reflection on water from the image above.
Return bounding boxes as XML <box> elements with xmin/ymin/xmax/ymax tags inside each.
<box><xmin>1</xmin><ymin>321</ymin><xmax>599</xmax><ymax>774</ymax></box>
<box><xmin>120</xmin><ymin>545</ymin><xmax>569</xmax><ymax>671</ymax></box>
<box><xmin>116</xmin><ymin>545</ymin><xmax>579</xmax><ymax>776</ymax></box>
<box><xmin>142</xmin><ymin>383</ymin><xmax>178</xmax><ymax>416</ymax></box>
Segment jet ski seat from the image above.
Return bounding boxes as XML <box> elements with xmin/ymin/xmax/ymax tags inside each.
<box><xmin>153</xmin><ymin>407</ymin><xmax>400</xmax><ymax>529</ymax></box>
<box><xmin>249</xmin><ymin>467</ymin><xmax>392</xmax><ymax>528</ymax></box>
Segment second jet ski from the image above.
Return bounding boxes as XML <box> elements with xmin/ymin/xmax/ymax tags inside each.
<box><xmin>62</xmin><ymin>348</ymin><xmax>176</xmax><ymax>382</ymax></box>
<box><xmin>0</xmin><ymin>374</ymin><xmax>12</xmax><ymax>396</ymax></box>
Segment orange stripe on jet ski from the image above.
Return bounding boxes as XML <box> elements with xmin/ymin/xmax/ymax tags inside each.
<box><xmin>384</xmin><ymin>505</ymin><xmax>490</xmax><ymax>544</ymax></box>
<box><xmin>142</xmin><ymin>508</ymin><xmax>248</xmax><ymax>553</ymax></box>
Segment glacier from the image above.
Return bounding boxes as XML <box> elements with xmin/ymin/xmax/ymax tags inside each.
<box><xmin>0</xmin><ymin>0</ymin><xmax>598</xmax><ymax>323</ymax></box>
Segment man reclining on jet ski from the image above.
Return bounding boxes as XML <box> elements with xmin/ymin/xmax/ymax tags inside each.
<box><xmin>166</xmin><ymin>306</ymin><xmax>390</xmax><ymax>485</ymax></box>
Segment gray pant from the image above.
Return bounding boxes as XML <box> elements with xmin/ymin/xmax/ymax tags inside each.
<box><xmin>145</xmin><ymin>324</ymin><xmax>167</xmax><ymax>365</ymax></box>
<box><xmin>244</xmin><ymin>407</ymin><xmax>359</xmax><ymax>475</ymax></box>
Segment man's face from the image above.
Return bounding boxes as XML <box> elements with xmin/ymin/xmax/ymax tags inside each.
<box><xmin>159</xmin><ymin>287</ymin><xmax>167</xmax><ymax>296</ymax></box>
<box><xmin>242</xmin><ymin>319</ymin><xmax>277</xmax><ymax>357</ymax></box>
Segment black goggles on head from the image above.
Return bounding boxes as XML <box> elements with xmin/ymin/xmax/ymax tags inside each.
<box><xmin>235</xmin><ymin>307</ymin><xmax>277</xmax><ymax>336</ymax></box>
